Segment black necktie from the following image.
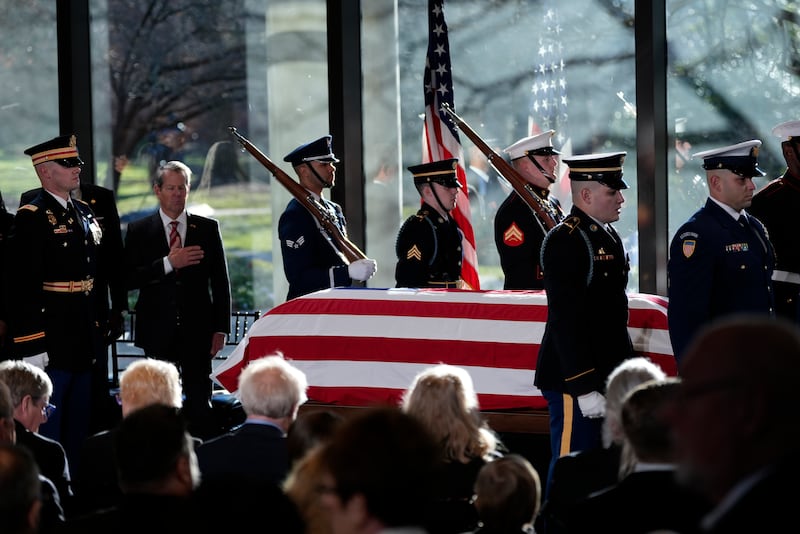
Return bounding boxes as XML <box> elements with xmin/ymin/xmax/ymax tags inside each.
<box><xmin>738</xmin><ymin>214</ymin><xmax>749</xmax><ymax>227</ymax></box>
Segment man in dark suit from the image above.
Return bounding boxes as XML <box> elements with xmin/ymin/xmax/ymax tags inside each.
<box><xmin>668</xmin><ymin>140</ymin><xmax>775</xmax><ymax>363</ymax></box>
<box><xmin>9</xmin><ymin>134</ymin><xmax>105</xmax><ymax>477</ymax></box>
<box><xmin>535</xmin><ymin>152</ymin><xmax>635</xmax><ymax>496</ymax></box>
<box><xmin>20</xmin><ymin>182</ymin><xmax>127</xmax><ymax>432</ymax></box>
<box><xmin>196</xmin><ymin>352</ymin><xmax>306</xmax><ymax>486</ymax></box>
<box><xmin>278</xmin><ymin>135</ymin><xmax>377</xmax><ymax>300</ymax></box>
<box><xmin>123</xmin><ymin>160</ymin><xmax>231</xmax><ymax>439</ymax></box>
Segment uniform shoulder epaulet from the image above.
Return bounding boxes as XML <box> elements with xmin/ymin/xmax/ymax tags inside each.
<box><xmin>562</xmin><ymin>216</ymin><xmax>581</xmax><ymax>231</ymax></box>
<box><xmin>18</xmin><ymin>204</ymin><xmax>38</xmax><ymax>212</ymax></box>
<box><xmin>74</xmin><ymin>198</ymin><xmax>90</xmax><ymax>207</ymax></box>
<box><xmin>414</xmin><ymin>208</ymin><xmax>430</xmax><ymax>221</ymax></box>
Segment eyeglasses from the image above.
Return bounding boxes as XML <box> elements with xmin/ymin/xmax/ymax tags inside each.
<box><xmin>54</xmin><ymin>158</ymin><xmax>84</xmax><ymax>168</ymax></box>
<box><xmin>42</xmin><ymin>403</ymin><xmax>56</xmax><ymax>418</ymax></box>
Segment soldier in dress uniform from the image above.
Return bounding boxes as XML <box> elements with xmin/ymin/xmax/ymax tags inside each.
<box><xmin>748</xmin><ymin>120</ymin><xmax>800</xmax><ymax>323</ymax></box>
<box><xmin>8</xmin><ymin>134</ymin><xmax>105</xmax><ymax>476</ymax></box>
<box><xmin>278</xmin><ymin>135</ymin><xmax>377</xmax><ymax>301</ymax></box>
<box><xmin>668</xmin><ymin>140</ymin><xmax>775</xmax><ymax>363</ymax></box>
<box><xmin>535</xmin><ymin>151</ymin><xmax>635</xmax><ymax>497</ymax></box>
<box><xmin>494</xmin><ymin>130</ymin><xmax>565</xmax><ymax>289</ymax></box>
<box><xmin>395</xmin><ymin>159</ymin><xmax>464</xmax><ymax>288</ymax></box>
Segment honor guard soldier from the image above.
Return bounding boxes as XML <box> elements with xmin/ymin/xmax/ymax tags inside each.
<box><xmin>278</xmin><ymin>135</ymin><xmax>377</xmax><ymax>301</ymax></box>
<box><xmin>535</xmin><ymin>152</ymin><xmax>635</xmax><ymax>496</ymax></box>
<box><xmin>494</xmin><ymin>130</ymin><xmax>565</xmax><ymax>289</ymax></box>
<box><xmin>668</xmin><ymin>140</ymin><xmax>775</xmax><ymax>363</ymax></box>
<box><xmin>8</xmin><ymin>134</ymin><xmax>105</xmax><ymax>475</ymax></box>
<box><xmin>748</xmin><ymin>120</ymin><xmax>800</xmax><ymax>322</ymax></box>
<box><xmin>395</xmin><ymin>159</ymin><xmax>464</xmax><ymax>288</ymax></box>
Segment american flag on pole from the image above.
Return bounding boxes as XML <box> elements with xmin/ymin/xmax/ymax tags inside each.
<box><xmin>211</xmin><ymin>288</ymin><xmax>676</xmax><ymax>410</ymax></box>
<box><xmin>421</xmin><ymin>0</ymin><xmax>480</xmax><ymax>290</ymax></box>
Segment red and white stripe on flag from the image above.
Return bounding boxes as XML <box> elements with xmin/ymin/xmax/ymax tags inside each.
<box><xmin>212</xmin><ymin>288</ymin><xmax>676</xmax><ymax>411</ymax></box>
<box><xmin>421</xmin><ymin>0</ymin><xmax>480</xmax><ymax>290</ymax></box>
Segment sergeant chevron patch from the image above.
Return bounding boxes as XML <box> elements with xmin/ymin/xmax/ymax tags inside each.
<box><xmin>503</xmin><ymin>223</ymin><xmax>525</xmax><ymax>246</ymax></box>
<box><xmin>406</xmin><ymin>245</ymin><xmax>422</xmax><ymax>261</ymax></box>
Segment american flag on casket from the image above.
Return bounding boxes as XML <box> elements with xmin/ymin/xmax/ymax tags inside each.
<box><xmin>212</xmin><ymin>288</ymin><xmax>675</xmax><ymax>411</ymax></box>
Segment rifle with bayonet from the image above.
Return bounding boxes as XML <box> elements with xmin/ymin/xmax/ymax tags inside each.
<box><xmin>440</xmin><ymin>103</ymin><xmax>561</xmax><ymax>231</ymax></box>
<box><xmin>229</xmin><ymin>126</ymin><xmax>367</xmax><ymax>263</ymax></box>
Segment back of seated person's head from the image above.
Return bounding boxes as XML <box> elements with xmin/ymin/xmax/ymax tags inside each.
<box><xmin>287</xmin><ymin>409</ymin><xmax>344</xmax><ymax>465</ymax></box>
<box><xmin>0</xmin><ymin>443</ymin><xmax>42</xmax><ymax>534</ymax></box>
<box><xmin>620</xmin><ymin>378</ymin><xmax>681</xmax><ymax>465</ymax></box>
<box><xmin>0</xmin><ymin>360</ymin><xmax>53</xmax><ymax>431</ymax></box>
<box><xmin>236</xmin><ymin>352</ymin><xmax>308</xmax><ymax>423</ymax></box>
<box><xmin>603</xmin><ymin>357</ymin><xmax>668</xmax><ymax>448</ymax></box>
<box><xmin>119</xmin><ymin>358</ymin><xmax>183</xmax><ymax>417</ymax></box>
<box><xmin>473</xmin><ymin>454</ymin><xmax>541</xmax><ymax>532</ymax></box>
<box><xmin>401</xmin><ymin>363</ymin><xmax>499</xmax><ymax>462</ymax></box>
<box><xmin>113</xmin><ymin>403</ymin><xmax>199</xmax><ymax>495</ymax></box>
<box><xmin>0</xmin><ymin>380</ymin><xmax>15</xmax><ymax>444</ymax></box>
<box><xmin>319</xmin><ymin>407</ymin><xmax>439</xmax><ymax>528</ymax></box>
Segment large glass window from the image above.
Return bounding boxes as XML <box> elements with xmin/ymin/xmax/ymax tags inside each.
<box><xmin>366</xmin><ymin>0</ymin><xmax>639</xmax><ymax>290</ymax></box>
<box><xmin>666</xmin><ymin>1</ymin><xmax>800</xmax><ymax>239</ymax></box>
<box><xmin>0</xmin><ymin>1</ymin><xmax>60</xmax><ymax>210</ymax></box>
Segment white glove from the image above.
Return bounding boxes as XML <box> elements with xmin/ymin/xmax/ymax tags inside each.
<box><xmin>577</xmin><ymin>391</ymin><xmax>606</xmax><ymax>419</ymax></box>
<box><xmin>23</xmin><ymin>353</ymin><xmax>49</xmax><ymax>370</ymax></box>
<box><xmin>348</xmin><ymin>258</ymin><xmax>378</xmax><ymax>281</ymax></box>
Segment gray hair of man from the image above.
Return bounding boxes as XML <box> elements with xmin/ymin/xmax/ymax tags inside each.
<box><xmin>603</xmin><ymin>357</ymin><xmax>668</xmax><ymax>478</ymax></box>
<box><xmin>0</xmin><ymin>360</ymin><xmax>53</xmax><ymax>408</ymax></box>
<box><xmin>237</xmin><ymin>352</ymin><xmax>309</xmax><ymax>423</ymax></box>
<box><xmin>155</xmin><ymin>160</ymin><xmax>192</xmax><ymax>187</ymax></box>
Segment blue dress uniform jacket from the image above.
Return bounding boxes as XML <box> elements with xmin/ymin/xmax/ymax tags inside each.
<box><xmin>668</xmin><ymin>199</ymin><xmax>775</xmax><ymax>362</ymax></box>
<box><xmin>279</xmin><ymin>197</ymin><xmax>353</xmax><ymax>300</ymax></box>
<box><xmin>395</xmin><ymin>202</ymin><xmax>464</xmax><ymax>288</ymax></box>
<box><xmin>494</xmin><ymin>190</ymin><xmax>564</xmax><ymax>289</ymax></box>
<box><xmin>747</xmin><ymin>171</ymin><xmax>800</xmax><ymax>322</ymax></box>
<box><xmin>535</xmin><ymin>206</ymin><xmax>634</xmax><ymax>396</ymax></box>
<box><xmin>8</xmin><ymin>191</ymin><xmax>104</xmax><ymax>370</ymax></box>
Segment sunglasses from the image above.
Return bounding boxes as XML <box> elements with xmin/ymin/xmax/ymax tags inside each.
<box><xmin>54</xmin><ymin>158</ymin><xmax>84</xmax><ymax>168</ymax></box>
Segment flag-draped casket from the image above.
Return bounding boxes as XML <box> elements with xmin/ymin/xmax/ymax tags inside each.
<box><xmin>212</xmin><ymin>288</ymin><xmax>675</xmax><ymax>410</ymax></box>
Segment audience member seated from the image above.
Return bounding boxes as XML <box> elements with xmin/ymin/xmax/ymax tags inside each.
<box><xmin>60</xmin><ymin>404</ymin><xmax>200</xmax><ymax>532</ymax></box>
<box><xmin>283</xmin><ymin>410</ymin><xmax>345</xmax><ymax>534</ymax></box>
<box><xmin>287</xmin><ymin>409</ymin><xmax>344</xmax><ymax>467</ymax></box>
<box><xmin>664</xmin><ymin>314</ymin><xmax>800</xmax><ymax>533</ymax></box>
<box><xmin>470</xmin><ymin>453</ymin><xmax>542</xmax><ymax>534</ymax></box>
<box><xmin>284</xmin><ymin>444</ymin><xmax>334</xmax><ymax>534</ymax></box>
<box><xmin>539</xmin><ymin>356</ymin><xmax>667</xmax><ymax>534</ymax></box>
<box><xmin>0</xmin><ymin>443</ymin><xmax>44</xmax><ymax>534</ymax></box>
<box><xmin>318</xmin><ymin>406</ymin><xmax>440</xmax><ymax>534</ymax></box>
<box><xmin>73</xmin><ymin>358</ymin><xmax>185</xmax><ymax>515</ymax></box>
<box><xmin>566</xmin><ymin>378</ymin><xmax>711</xmax><ymax>533</ymax></box>
<box><xmin>401</xmin><ymin>364</ymin><xmax>504</xmax><ymax>534</ymax></box>
<box><xmin>0</xmin><ymin>360</ymin><xmax>72</xmax><ymax>516</ymax></box>
<box><xmin>196</xmin><ymin>352</ymin><xmax>308</xmax><ymax>487</ymax></box>
<box><xmin>0</xmin><ymin>379</ymin><xmax>64</xmax><ymax>533</ymax></box>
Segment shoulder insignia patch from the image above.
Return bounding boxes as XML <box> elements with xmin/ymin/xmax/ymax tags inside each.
<box><xmin>19</xmin><ymin>204</ymin><xmax>38</xmax><ymax>212</ymax></box>
<box><xmin>406</xmin><ymin>245</ymin><xmax>423</xmax><ymax>261</ymax></box>
<box><xmin>682</xmin><ymin>239</ymin><xmax>696</xmax><ymax>258</ymax></box>
<box><xmin>503</xmin><ymin>223</ymin><xmax>525</xmax><ymax>246</ymax></box>
<box><xmin>285</xmin><ymin>236</ymin><xmax>305</xmax><ymax>249</ymax></box>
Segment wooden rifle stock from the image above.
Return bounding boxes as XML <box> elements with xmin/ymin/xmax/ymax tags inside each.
<box><xmin>229</xmin><ymin>127</ymin><xmax>367</xmax><ymax>263</ymax></box>
<box><xmin>440</xmin><ymin>103</ymin><xmax>559</xmax><ymax>231</ymax></box>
